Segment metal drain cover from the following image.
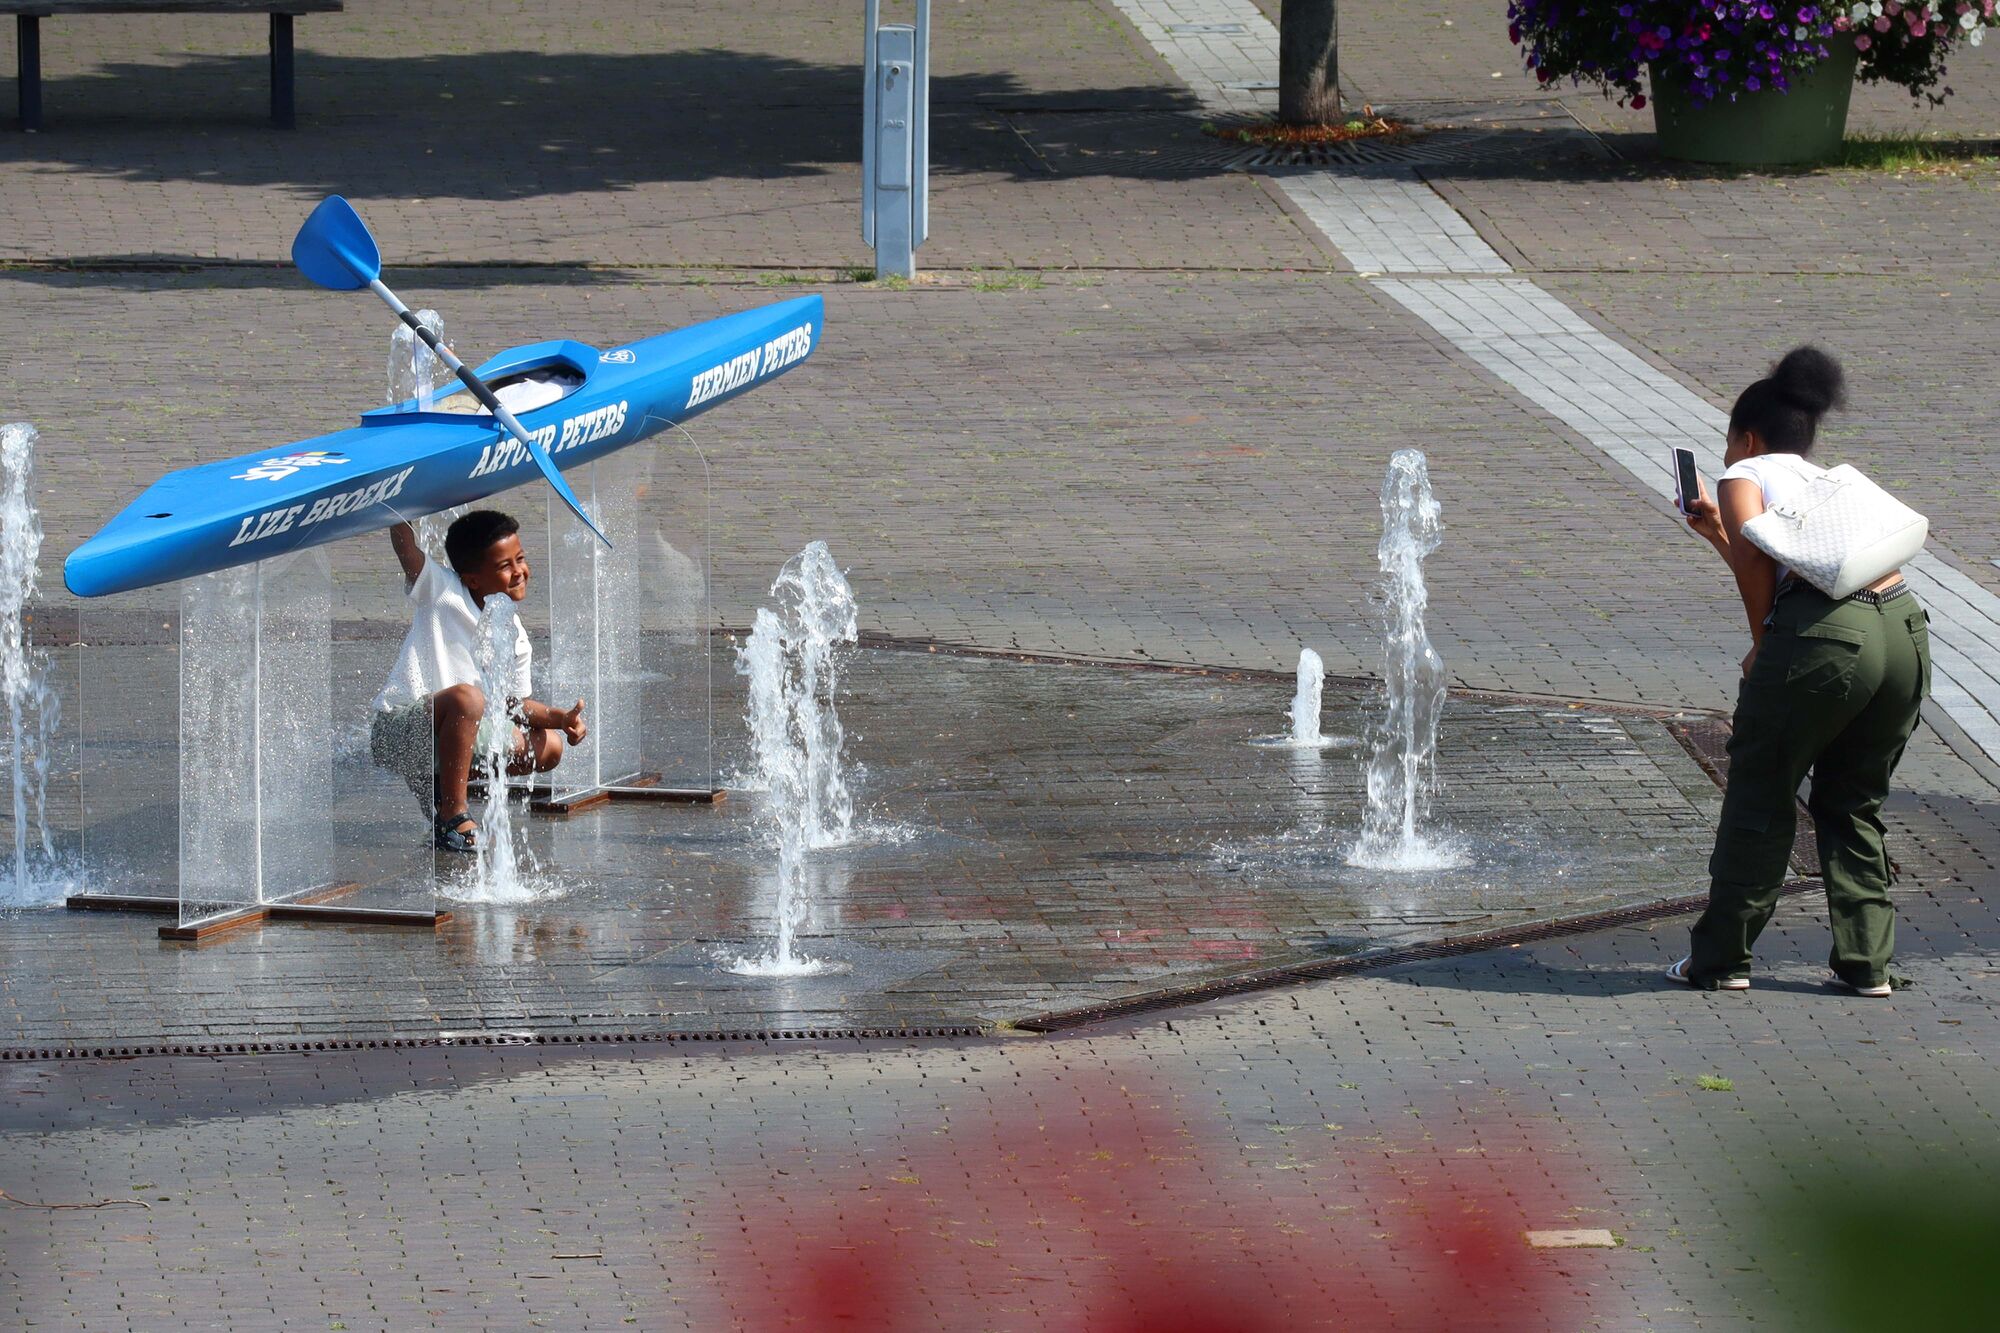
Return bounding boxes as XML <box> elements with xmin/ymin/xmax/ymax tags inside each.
<box><xmin>1223</xmin><ymin>127</ymin><xmax>1581</xmax><ymax>170</ymax></box>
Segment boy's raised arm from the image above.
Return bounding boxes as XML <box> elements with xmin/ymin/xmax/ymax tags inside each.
<box><xmin>389</xmin><ymin>521</ymin><xmax>426</xmax><ymax>589</ymax></box>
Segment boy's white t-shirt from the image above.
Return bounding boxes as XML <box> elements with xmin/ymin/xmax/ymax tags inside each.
<box><xmin>1718</xmin><ymin>451</ymin><xmax>1822</xmax><ymax>587</ymax></box>
<box><xmin>373</xmin><ymin>555</ymin><xmax>532</xmax><ymax>712</ymax></box>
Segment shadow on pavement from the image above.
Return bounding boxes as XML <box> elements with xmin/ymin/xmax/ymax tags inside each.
<box><xmin>0</xmin><ymin>49</ymin><xmax>1197</xmax><ymax>197</ymax></box>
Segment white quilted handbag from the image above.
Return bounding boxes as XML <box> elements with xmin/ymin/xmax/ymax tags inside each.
<box><xmin>1741</xmin><ymin>462</ymin><xmax>1928</xmax><ymax>599</ymax></box>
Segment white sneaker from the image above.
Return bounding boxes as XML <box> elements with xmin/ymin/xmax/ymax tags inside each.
<box><xmin>1667</xmin><ymin>957</ymin><xmax>1749</xmax><ymax>990</ymax></box>
<box><xmin>1831</xmin><ymin>973</ymin><xmax>1892</xmax><ymax>997</ymax></box>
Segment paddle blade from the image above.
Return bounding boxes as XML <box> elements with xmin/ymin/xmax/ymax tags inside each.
<box><xmin>292</xmin><ymin>196</ymin><xmax>382</xmax><ymax>291</ymax></box>
<box><xmin>481</xmin><ymin>398</ymin><xmax>613</xmax><ymax>549</ymax></box>
<box><xmin>531</xmin><ymin>439</ymin><xmax>612</xmax><ymax>547</ymax></box>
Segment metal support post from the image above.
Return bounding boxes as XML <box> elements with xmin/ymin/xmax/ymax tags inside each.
<box><xmin>861</xmin><ymin>0</ymin><xmax>930</xmax><ymax>280</ymax></box>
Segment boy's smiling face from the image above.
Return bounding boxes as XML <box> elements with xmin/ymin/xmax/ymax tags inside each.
<box><xmin>459</xmin><ymin>533</ymin><xmax>531</xmax><ymax>603</ymax></box>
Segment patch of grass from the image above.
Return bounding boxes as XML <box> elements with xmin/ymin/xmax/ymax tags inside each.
<box><xmin>1694</xmin><ymin>1074</ymin><xmax>1735</xmax><ymax>1093</ymax></box>
<box><xmin>972</xmin><ymin>271</ymin><xmax>1044</xmax><ymax>292</ymax></box>
<box><xmin>838</xmin><ymin>268</ymin><xmax>913</xmax><ymax>289</ymax></box>
<box><xmin>755</xmin><ymin>271</ymin><xmax>820</xmax><ymax>287</ymax></box>
<box><xmin>1835</xmin><ymin>134</ymin><xmax>1999</xmax><ymax>175</ymax></box>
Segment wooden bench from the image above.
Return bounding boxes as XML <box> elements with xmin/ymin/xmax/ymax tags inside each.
<box><xmin>3</xmin><ymin>0</ymin><xmax>343</xmax><ymax>131</ymax></box>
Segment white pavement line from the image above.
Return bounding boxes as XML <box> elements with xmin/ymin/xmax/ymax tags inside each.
<box><xmin>1110</xmin><ymin>0</ymin><xmax>1515</xmax><ymax>275</ymax></box>
<box><xmin>1275</xmin><ymin>170</ymin><xmax>1511</xmax><ymax>275</ymax></box>
<box><xmin>1105</xmin><ymin>0</ymin><xmax>1277</xmax><ymax>114</ymax></box>
<box><xmin>1376</xmin><ymin>277</ymin><xmax>2000</xmax><ymax>763</ymax></box>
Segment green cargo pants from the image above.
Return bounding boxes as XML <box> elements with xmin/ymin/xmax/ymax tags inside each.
<box><xmin>1688</xmin><ymin>584</ymin><xmax>1930</xmax><ymax>990</ymax></box>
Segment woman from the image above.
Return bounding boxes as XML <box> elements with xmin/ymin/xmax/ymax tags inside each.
<box><xmin>1672</xmin><ymin>346</ymin><xmax>1929</xmax><ymax>996</ymax></box>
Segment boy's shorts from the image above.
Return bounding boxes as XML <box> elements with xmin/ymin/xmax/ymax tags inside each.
<box><xmin>369</xmin><ymin>699</ymin><xmax>517</xmax><ymax>801</ymax></box>
<box><xmin>370</xmin><ymin>702</ymin><xmax>435</xmax><ymax>800</ymax></box>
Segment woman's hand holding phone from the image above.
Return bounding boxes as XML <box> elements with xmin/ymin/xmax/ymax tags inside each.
<box><xmin>1683</xmin><ymin>479</ymin><xmax>1725</xmax><ymax>548</ymax></box>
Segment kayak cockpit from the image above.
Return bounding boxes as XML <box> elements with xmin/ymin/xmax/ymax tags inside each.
<box><xmin>361</xmin><ymin>338</ymin><xmax>600</xmax><ymax>426</ymax></box>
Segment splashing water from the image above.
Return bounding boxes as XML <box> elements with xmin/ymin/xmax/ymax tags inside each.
<box><xmin>1350</xmin><ymin>450</ymin><xmax>1465</xmax><ymax>871</ymax></box>
<box><xmin>771</xmin><ymin>541</ymin><xmax>858</xmax><ymax>848</ymax></box>
<box><xmin>461</xmin><ymin>595</ymin><xmax>540</xmax><ymax>903</ymax></box>
<box><xmin>388</xmin><ymin>309</ymin><xmax>451</xmax><ymax>413</ymax></box>
<box><xmin>1289</xmin><ymin>648</ymin><xmax>1326</xmax><ymax>745</ymax></box>
<box><xmin>728</xmin><ymin>542</ymin><xmax>857</xmax><ymax>976</ymax></box>
<box><xmin>1</xmin><ymin>424</ymin><xmax>62</xmax><ymax>907</ymax></box>
<box><xmin>1249</xmin><ymin>647</ymin><xmax>1352</xmax><ymax>750</ymax></box>
<box><xmin>389</xmin><ymin>312</ymin><xmax>467</xmax><ymax>560</ymax></box>
<box><xmin>727</xmin><ymin>610</ymin><xmax>829</xmax><ymax>976</ymax></box>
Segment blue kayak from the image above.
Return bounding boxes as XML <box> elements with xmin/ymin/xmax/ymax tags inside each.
<box><xmin>64</xmin><ymin>293</ymin><xmax>822</xmax><ymax>598</ymax></box>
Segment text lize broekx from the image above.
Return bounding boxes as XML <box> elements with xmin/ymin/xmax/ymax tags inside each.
<box><xmin>227</xmin><ymin>465</ymin><xmax>416</xmax><ymax>547</ymax></box>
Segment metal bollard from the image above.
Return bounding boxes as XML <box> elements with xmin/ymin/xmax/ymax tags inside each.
<box><xmin>861</xmin><ymin>0</ymin><xmax>930</xmax><ymax>280</ymax></box>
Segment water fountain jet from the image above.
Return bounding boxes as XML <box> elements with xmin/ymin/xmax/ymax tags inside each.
<box><xmin>1250</xmin><ymin>648</ymin><xmax>1352</xmax><ymax>749</ymax></box>
<box><xmin>728</xmin><ymin>541</ymin><xmax>857</xmax><ymax>976</ymax></box>
<box><xmin>1</xmin><ymin>423</ymin><xmax>62</xmax><ymax>906</ymax></box>
<box><xmin>454</xmin><ymin>594</ymin><xmax>543</xmax><ymax>903</ymax></box>
<box><xmin>1349</xmin><ymin>450</ymin><xmax>1465</xmax><ymax>871</ymax></box>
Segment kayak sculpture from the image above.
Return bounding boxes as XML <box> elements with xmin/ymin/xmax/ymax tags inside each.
<box><xmin>65</xmin><ymin>198</ymin><xmax>822</xmax><ymax>598</ymax></box>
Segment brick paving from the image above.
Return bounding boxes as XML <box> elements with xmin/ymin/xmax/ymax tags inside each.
<box><xmin>2</xmin><ymin>0</ymin><xmax>1999</xmax><ymax>1326</ymax></box>
<box><xmin>1</xmin><ymin>785</ymin><xmax>1993</xmax><ymax>1328</ymax></box>
<box><xmin>8</xmin><ymin>267</ymin><xmax>1753</xmax><ymax>710</ymax></box>
<box><xmin>1542</xmin><ymin>272</ymin><xmax>2000</xmax><ymax>596</ymax></box>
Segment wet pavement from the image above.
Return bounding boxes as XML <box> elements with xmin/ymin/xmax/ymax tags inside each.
<box><xmin>2</xmin><ymin>646</ymin><xmax>1727</xmax><ymax>1049</ymax></box>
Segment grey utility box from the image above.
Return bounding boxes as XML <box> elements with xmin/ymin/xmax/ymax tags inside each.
<box><xmin>861</xmin><ymin>0</ymin><xmax>930</xmax><ymax>279</ymax></box>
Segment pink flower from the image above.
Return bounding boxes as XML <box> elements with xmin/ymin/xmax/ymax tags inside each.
<box><xmin>1875</xmin><ymin>13</ymin><xmax>1893</xmax><ymax>27</ymax></box>
<box><xmin>1855</xmin><ymin>31</ymin><xmax>1874</xmax><ymax>44</ymax></box>
<box><xmin>1911</xmin><ymin>18</ymin><xmax>1928</xmax><ymax>31</ymax></box>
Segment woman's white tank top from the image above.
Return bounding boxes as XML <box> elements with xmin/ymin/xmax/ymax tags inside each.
<box><xmin>1718</xmin><ymin>451</ymin><xmax>1822</xmax><ymax>586</ymax></box>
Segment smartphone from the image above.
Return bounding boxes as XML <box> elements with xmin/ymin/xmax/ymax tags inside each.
<box><xmin>1671</xmin><ymin>447</ymin><xmax>1700</xmax><ymax>516</ymax></box>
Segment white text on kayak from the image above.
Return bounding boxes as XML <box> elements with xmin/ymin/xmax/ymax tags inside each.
<box><xmin>467</xmin><ymin>400</ymin><xmax>629</xmax><ymax>479</ymax></box>
<box><xmin>684</xmin><ymin>323</ymin><xmax>813</xmax><ymax>411</ymax></box>
<box><xmin>226</xmin><ymin>466</ymin><xmax>416</xmax><ymax>548</ymax></box>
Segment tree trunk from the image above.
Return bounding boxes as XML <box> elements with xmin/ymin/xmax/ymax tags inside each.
<box><xmin>1278</xmin><ymin>0</ymin><xmax>1340</xmax><ymax>126</ymax></box>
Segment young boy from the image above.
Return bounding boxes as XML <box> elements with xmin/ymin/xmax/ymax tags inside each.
<box><xmin>369</xmin><ymin>510</ymin><xmax>587</xmax><ymax>852</ymax></box>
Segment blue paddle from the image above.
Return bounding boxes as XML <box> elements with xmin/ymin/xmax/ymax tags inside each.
<box><xmin>291</xmin><ymin>195</ymin><xmax>610</xmax><ymax>546</ymax></box>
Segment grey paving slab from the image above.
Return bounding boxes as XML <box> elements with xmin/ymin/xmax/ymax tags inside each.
<box><xmin>1429</xmin><ymin>160</ymin><xmax>2000</xmax><ymax>278</ymax></box>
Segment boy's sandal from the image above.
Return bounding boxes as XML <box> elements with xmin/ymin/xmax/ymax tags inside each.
<box><xmin>433</xmin><ymin>811</ymin><xmax>478</xmax><ymax>854</ymax></box>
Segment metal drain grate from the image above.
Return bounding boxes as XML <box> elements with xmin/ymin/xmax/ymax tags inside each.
<box><xmin>1223</xmin><ymin>127</ymin><xmax>1575</xmax><ymax>170</ymax></box>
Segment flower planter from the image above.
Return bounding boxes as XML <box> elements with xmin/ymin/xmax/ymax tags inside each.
<box><xmin>1651</xmin><ymin>45</ymin><xmax>1858</xmax><ymax>165</ymax></box>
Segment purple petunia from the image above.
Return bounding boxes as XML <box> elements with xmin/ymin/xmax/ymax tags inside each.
<box><xmin>1505</xmin><ymin>0</ymin><xmax>1988</xmax><ymax>106</ymax></box>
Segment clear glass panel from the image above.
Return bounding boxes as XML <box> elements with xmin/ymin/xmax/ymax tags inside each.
<box><xmin>0</xmin><ymin>635</ymin><xmax>81</xmax><ymax>906</ymax></box>
<box><xmin>332</xmin><ymin>586</ymin><xmax>435</xmax><ymax>915</ymax></box>
<box><xmin>546</xmin><ymin>426</ymin><xmax>712</xmax><ymax>802</ymax></box>
<box><xmin>177</xmin><ymin>549</ymin><xmax>334</xmax><ymax>928</ymax></box>
<box><xmin>79</xmin><ymin>591</ymin><xmax>180</xmax><ymax>900</ymax></box>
